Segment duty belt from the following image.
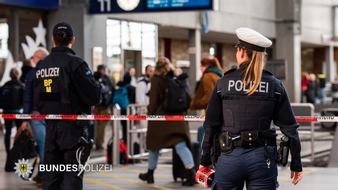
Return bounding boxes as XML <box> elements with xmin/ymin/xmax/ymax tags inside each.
<box><xmin>218</xmin><ymin>130</ymin><xmax>277</xmax><ymax>153</ymax></box>
<box><xmin>232</xmin><ymin>137</ymin><xmax>276</xmax><ymax>148</ymax></box>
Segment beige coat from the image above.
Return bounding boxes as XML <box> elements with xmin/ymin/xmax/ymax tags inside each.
<box><xmin>190</xmin><ymin>69</ymin><xmax>222</xmax><ymax>110</ymax></box>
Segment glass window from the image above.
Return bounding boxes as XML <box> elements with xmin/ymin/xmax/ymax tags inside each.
<box><xmin>106</xmin><ymin>19</ymin><xmax>157</xmax><ymax>80</ymax></box>
<box><xmin>107</xmin><ymin>19</ymin><xmax>121</xmax><ymax>57</ymax></box>
<box><xmin>142</xmin><ymin>23</ymin><xmax>156</xmax><ymax>58</ymax></box>
<box><xmin>129</xmin><ymin>22</ymin><xmax>142</xmax><ymax>49</ymax></box>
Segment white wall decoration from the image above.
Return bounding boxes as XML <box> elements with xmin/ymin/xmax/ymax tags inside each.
<box><xmin>1</xmin><ymin>19</ymin><xmax>46</xmax><ymax>85</ymax></box>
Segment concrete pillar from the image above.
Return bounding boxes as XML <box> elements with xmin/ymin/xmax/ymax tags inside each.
<box><xmin>8</xmin><ymin>9</ymin><xmax>19</xmax><ymax>62</ymax></box>
<box><xmin>276</xmin><ymin>0</ymin><xmax>302</xmax><ymax>103</ymax></box>
<box><xmin>326</xmin><ymin>45</ymin><xmax>335</xmax><ymax>82</ymax></box>
<box><xmin>47</xmin><ymin>5</ymin><xmax>86</xmax><ymax>62</ymax></box>
<box><xmin>188</xmin><ymin>29</ymin><xmax>201</xmax><ymax>95</ymax></box>
<box><xmin>84</xmin><ymin>14</ymin><xmax>108</xmax><ymax>70</ymax></box>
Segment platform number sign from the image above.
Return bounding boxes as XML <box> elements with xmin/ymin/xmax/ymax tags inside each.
<box><xmin>97</xmin><ymin>0</ymin><xmax>111</xmax><ymax>12</ymax></box>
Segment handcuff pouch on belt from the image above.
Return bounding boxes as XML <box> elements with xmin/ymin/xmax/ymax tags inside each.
<box><xmin>240</xmin><ymin>130</ymin><xmax>259</xmax><ymax>147</ymax></box>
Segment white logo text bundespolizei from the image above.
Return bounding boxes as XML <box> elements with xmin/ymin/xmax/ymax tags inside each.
<box><xmin>39</xmin><ymin>164</ymin><xmax>113</xmax><ymax>175</ymax></box>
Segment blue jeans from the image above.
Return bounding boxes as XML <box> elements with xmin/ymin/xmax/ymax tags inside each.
<box><xmin>30</xmin><ymin>111</ymin><xmax>46</xmax><ymax>177</ymax></box>
<box><xmin>212</xmin><ymin>146</ymin><xmax>278</xmax><ymax>190</ymax></box>
<box><xmin>319</xmin><ymin>88</ymin><xmax>326</xmax><ymax>103</ymax></box>
<box><xmin>148</xmin><ymin>141</ymin><xmax>194</xmax><ymax>170</ymax></box>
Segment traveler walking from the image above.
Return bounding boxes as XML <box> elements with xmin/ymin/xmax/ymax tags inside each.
<box><xmin>1</xmin><ymin>68</ymin><xmax>24</xmax><ymax>153</ymax></box>
<box><xmin>331</xmin><ymin>76</ymin><xmax>338</xmax><ymax>104</ymax></box>
<box><xmin>136</xmin><ymin>65</ymin><xmax>154</xmax><ymax>106</ymax></box>
<box><xmin>301</xmin><ymin>72</ymin><xmax>309</xmax><ymax>103</ymax></box>
<box><xmin>138</xmin><ymin>57</ymin><xmax>196</xmax><ymax>186</ymax></box>
<box><xmin>93</xmin><ymin>64</ymin><xmax>114</xmax><ymax>150</ymax></box>
<box><xmin>21</xmin><ymin>47</ymin><xmax>49</xmax><ymax>188</ymax></box>
<box><xmin>190</xmin><ymin>57</ymin><xmax>223</xmax><ymax>111</ymax></box>
<box><xmin>116</xmin><ymin>73</ymin><xmax>135</xmax><ymax>144</ymax></box>
<box><xmin>317</xmin><ymin>73</ymin><xmax>326</xmax><ymax>104</ymax></box>
<box><xmin>306</xmin><ymin>73</ymin><xmax>317</xmax><ymax>104</ymax></box>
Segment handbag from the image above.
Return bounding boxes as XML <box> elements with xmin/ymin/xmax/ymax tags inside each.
<box><xmin>5</xmin><ymin>129</ymin><xmax>37</xmax><ymax>172</ymax></box>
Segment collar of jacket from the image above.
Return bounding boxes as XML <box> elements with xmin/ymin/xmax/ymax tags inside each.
<box><xmin>36</xmin><ymin>60</ymin><xmax>43</xmax><ymax>68</ymax></box>
<box><xmin>204</xmin><ymin>67</ymin><xmax>223</xmax><ymax>77</ymax></box>
<box><xmin>51</xmin><ymin>47</ymin><xmax>76</xmax><ymax>55</ymax></box>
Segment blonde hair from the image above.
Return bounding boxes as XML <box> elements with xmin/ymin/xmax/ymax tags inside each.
<box><xmin>241</xmin><ymin>48</ymin><xmax>267</xmax><ymax>95</ymax></box>
<box><xmin>154</xmin><ymin>57</ymin><xmax>175</xmax><ymax>76</ymax></box>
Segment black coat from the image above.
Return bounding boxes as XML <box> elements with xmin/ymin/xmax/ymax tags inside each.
<box><xmin>306</xmin><ymin>81</ymin><xmax>317</xmax><ymax>104</ymax></box>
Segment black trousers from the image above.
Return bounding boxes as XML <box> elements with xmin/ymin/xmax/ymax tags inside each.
<box><xmin>120</xmin><ymin>109</ymin><xmax>127</xmax><ymax>143</ymax></box>
<box><xmin>43</xmin><ymin>122</ymin><xmax>86</xmax><ymax>190</ymax></box>
<box><xmin>4</xmin><ymin>118</ymin><xmax>22</xmax><ymax>153</ymax></box>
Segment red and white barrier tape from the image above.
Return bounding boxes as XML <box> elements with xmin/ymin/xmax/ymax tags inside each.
<box><xmin>0</xmin><ymin>114</ymin><xmax>337</xmax><ymax>122</ymax></box>
<box><xmin>0</xmin><ymin>114</ymin><xmax>205</xmax><ymax>121</ymax></box>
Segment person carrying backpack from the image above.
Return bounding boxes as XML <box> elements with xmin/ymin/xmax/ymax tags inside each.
<box><xmin>136</xmin><ymin>65</ymin><xmax>154</xmax><ymax>107</ymax></box>
<box><xmin>93</xmin><ymin>64</ymin><xmax>115</xmax><ymax>150</ymax></box>
<box><xmin>0</xmin><ymin>68</ymin><xmax>25</xmax><ymax>154</ymax></box>
<box><xmin>20</xmin><ymin>48</ymin><xmax>49</xmax><ymax>187</ymax></box>
<box><xmin>114</xmin><ymin>73</ymin><xmax>135</xmax><ymax>144</ymax></box>
<box><xmin>138</xmin><ymin>57</ymin><xmax>196</xmax><ymax>186</ymax></box>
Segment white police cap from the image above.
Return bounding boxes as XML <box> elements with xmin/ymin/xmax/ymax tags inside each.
<box><xmin>235</xmin><ymin>27</ymin><xmax>272</xmax><ymax>52</ymax></box>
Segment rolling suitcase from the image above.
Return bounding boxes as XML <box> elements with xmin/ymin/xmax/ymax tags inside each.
<box><xmin>172</xmin><ymin>142</ymin><xmax>200</xmax><ymax>182</ymax></box>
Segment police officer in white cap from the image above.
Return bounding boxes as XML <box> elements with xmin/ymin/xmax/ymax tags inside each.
<box><xmin>198</xmin><ymin>27</ymin><xmax>303</xmax><ymax>189</ymax></box>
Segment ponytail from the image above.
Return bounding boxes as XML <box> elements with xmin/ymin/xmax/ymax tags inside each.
<box><xmin>242</xmin><ymin>51</ymin><xmax>267</xmax><ymax>95</ymax></box>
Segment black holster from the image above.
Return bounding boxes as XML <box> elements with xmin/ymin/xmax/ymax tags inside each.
<box><xmin>76</xmin><ymin>128</ymin><xmax>94</xmax><ymax>165</ymax></box>
<box><xmin>77</xmin><ymin>136</ymin><xmax>94</xmax><ymax>164</ymax></box>
<box><xmin>218</xmin><ymin>132</ymin><xmax>233</xmax><ymax>153</ymax></box>
<box><xmin>277</xmin><ymin>135</ymin><xmax>290</xmax><ymax>167</ymax></box>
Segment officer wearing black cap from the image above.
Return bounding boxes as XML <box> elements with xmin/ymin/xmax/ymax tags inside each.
<box><xmin>199</xmin><ymin>28</ymin><xmax>303</xmax><ymax>189</ymax></box>
<box><xmin>34</xmin><ymin>22</ymin><xmax>101</xmax><ymax>190</ymax></box>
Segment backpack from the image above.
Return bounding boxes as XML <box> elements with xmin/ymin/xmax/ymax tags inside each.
<box><xmin>98</xmin><ymin>78</ymin><xmax>114</xmax><ymax>107</ymax></box>
<box><xmin>5</xmin><ymin>130</ymin><xmax>37</xmax><ymax>172</ymax></box>
<box><xmin>119</xmin><ymin>139</ymin><xmax>130</xmax><ymax>164</ymax></box>
<box><xmin>163</xmin><ymin>76</ymin><xmax>190</xmax><ymax>113</ymax></box>
<box><xmin>0</xmin><ymin>83</ymin><xmax>23</xmax><ymax>109</ymax></box>
<box><xmin>138</xmin><ymin>77</ymin><xmax>151</xmax><ymax>96</ymax></box>
<box><xmin>106</xmin><ymin>138</ymin><xmax>130</xmax><ymax>165</ymax></box>
<box><xmin>112</xmin><ymin>84</ymin><xmax>130</xmax><ymax>111</ymax></box>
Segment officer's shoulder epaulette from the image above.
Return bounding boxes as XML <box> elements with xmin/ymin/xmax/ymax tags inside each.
<box><xmin>223</xmin><ymin>68</ymin><xmax>237</xmax><ymax>75</ymax></box>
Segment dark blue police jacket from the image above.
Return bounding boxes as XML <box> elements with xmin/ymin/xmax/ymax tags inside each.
<box><xmin>201</xmin><ymin>64</ymin><xmax>303</xmax><ymax>172</ymax></box>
